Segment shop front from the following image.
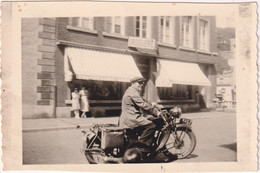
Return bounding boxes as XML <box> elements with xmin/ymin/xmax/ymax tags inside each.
<box><xmin>59</xmin><ymin>38</ymin><xmax>214</xmax><ymax>117</ymax></box>
<box><xmin>63</xmin><ymin>46</ymin><xmax>145</xmax><ymax>117</ymax></box>
<box><xmin>154</xmin><ymin>58</ymin><xmax>212</xmax><ymax>112</ymax></box>
<box><xmin>63</xmin><ymin>49</ymin><xmax>212</xmax><ymax>117</ymax></box>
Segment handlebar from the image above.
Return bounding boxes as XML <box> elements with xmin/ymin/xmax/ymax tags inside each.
<box><xmin>157</xmin><ymin>109</ymin><xmax>169</xmax><ymax>123</ymax></box>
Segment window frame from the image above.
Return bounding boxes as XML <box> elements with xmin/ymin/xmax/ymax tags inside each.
<box><xmin>105</xmin><ymin>16</ymin><xmax>126</xmax><ymax>35</ymax></box>
<box><xmin>198</xmin><ymin>19</ymin><xmax>210</xmax><ymax>51</ymax></box>
<box><xmin>69</xmin><ymin>17</ymin><xmax>95</xmax><ymax>30</ymax></box>
<box><xmin>180</xmin><ymin>16</ymin><xmax>194</xmax><ymax>48</ymax></box>
<box><xmin>159</xmin><ymin>16</ymin><xmax>175</xmax><ymax>45</ymax></box>
<box><xmin>135</xmin><ymin>16</ymin><xmax>152</xmax><ymax>38</ymax></box>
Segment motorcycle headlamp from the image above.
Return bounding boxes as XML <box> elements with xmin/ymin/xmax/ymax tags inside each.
<box><xmin>170</xmin><ymin>106</ymin><xmax>182</xmax><ymax>118</ymax></box>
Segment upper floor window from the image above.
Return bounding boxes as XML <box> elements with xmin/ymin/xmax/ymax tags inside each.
<box><xmin>135</xmin><ymin>16</ymin><xmax>151</xmax><ymax>38</ymax></box>
<box><xmin>159</xmin><ymin>16</ymin><xmax>175</xmax><ymax>44</ymax></box>
<box><xmin>70</xmin><ymin>17</ymin><xmax>94</xmax><ymax>30</ymax></box>
<box><xmin>181</xmin><ymin>16</ymin><xmax>193</xmax><ymax>48</ymax></box>
<box><xmin>199</xmin><ymin>19</ymin><xmax>209</xmax><ymax>51</ymax></box>
<box><xmin>105</xmin><ymin>17</ymin><xmax>125</xmax><ymax>35</ymax></box>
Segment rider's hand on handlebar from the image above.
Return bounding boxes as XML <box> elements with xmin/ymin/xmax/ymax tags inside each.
<box><xmin>151</xmin><ymin>102</ymin><xmax>163</xmax><ymax>110</ymax></box>
<box><xmin>151</xmin><ymin>102</ymin><xmax>157</xmax><ymax>107</ymax></box>
<box><xmin>157</xmin><ymin>109</ymin><xmax>168</xmax><ymax>117</ymax></box>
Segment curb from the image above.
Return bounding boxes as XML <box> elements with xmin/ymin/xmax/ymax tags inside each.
<box><xmin>23</xmin><ymin>112</ymin><xmax>236</xmax><ymax>133</ymax></box>
<box><xmin>22</xmin><ymin>124</ymin><xmax>95</xmax><ymax>133</ymax></box>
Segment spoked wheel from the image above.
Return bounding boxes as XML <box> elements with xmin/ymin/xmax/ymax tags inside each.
<box><xmin>85</xmin><ymin>149</ymin><xmax>105</xmax><ymax>164</ymax></box>
<box><xmin>84</xmin><ymin>135</ymin><xmax>105</xmax><ymax>164</ymax></box>
<box><xmin>165</xmin><ymin>128</ymin><xmax>196</xmax><ymax>159</ymax></box>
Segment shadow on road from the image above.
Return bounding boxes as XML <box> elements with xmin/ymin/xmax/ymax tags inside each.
<box><xmin>178</xmin><ymin>154</ymin><xmax>199</xmax><ymax>160</ymax></box>
<box><xmin>219</xmin><ymin>142</ymin><xmax>237</xmax><ymax>152</ymax></box>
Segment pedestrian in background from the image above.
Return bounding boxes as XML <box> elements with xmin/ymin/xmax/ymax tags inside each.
<box><xmin>71</xmin><ymin>88</ymin><xmax>80</xmax><ymax>118</ymax></box>
<box><xmin>79</xmin><ymin>86</ymin><xmax>89</xmax><ymax>118</ymax></box>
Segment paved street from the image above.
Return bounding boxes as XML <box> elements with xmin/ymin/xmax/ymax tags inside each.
<box><xmin>23</xmin><ymin>111</ymin><xmax>236</xmax><ymax>164</ymax></box>
<box><xmin>176</xmin><ymin>112</ymin><xmax>236</xmax><ymax>162</ymax></box>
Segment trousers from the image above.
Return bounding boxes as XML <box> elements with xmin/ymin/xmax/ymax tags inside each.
<box><xmin>138</xmin><ymin>122</ymin><xmax>156</xmax><ymax>147</ymax></box>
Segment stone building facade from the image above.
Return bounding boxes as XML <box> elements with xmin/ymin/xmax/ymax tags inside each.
<box><xmin>22</xmin><ymin>18</ymin><xmax>57</xmax><ymax>118</ymax></box>
<box><xmin>22</xmin><ymin>16</ymin><xmax>217</xmax><ymax>119</ymax></box>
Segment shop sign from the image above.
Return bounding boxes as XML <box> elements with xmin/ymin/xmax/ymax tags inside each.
<box><xmin>128</xmin><ymin>37</ymin><xmax>157</xmax><ymax>50</ymax></box>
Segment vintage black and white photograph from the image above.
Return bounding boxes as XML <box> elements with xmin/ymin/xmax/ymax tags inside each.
<box><xmin>2</xmin><ymin>2</ymin><xmax>258</xmax><ymax>172</ymax></box>
<box><xmin>21</xmin><ymin>15</ymin><xmax>237</xmax><ymax>164</ymax></box>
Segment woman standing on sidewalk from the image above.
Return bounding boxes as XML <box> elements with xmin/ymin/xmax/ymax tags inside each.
<box><xmin>71</xmin><ymin>88</ymin><xmax>81</xmax><ymax>118</ymax></box>
<box><xmin>79</xmin><ymin>86</ymin><xmax>89</xmax><ymax>118</ymax></box>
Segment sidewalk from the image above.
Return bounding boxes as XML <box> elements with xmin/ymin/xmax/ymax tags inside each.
<box><xmin>22</xmin><ymin>111</ymin><xmax>236</xmax><ymax>132</ymax></box>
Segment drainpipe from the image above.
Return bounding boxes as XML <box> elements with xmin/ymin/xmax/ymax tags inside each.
<box><xmin>53</xmin><ymin>85</ymin><xmax>57</xmax><ymax>118</ymax></box>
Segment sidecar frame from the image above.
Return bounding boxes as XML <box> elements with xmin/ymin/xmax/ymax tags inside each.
<box><xmin>83</xmin><ymin>124</ymin><xmax>129</xmax><ymax>159</ymax></box>
<box><xmin>100</xmin><ymin>126</ymin><xmax>125</xmax><ymax>150</ymax></box>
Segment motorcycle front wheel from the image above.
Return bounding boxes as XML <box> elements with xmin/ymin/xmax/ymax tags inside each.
<box><xmin>165</xmin><ymin>128</ymin><xmax>196</xmax><ymax>159</ymax></box>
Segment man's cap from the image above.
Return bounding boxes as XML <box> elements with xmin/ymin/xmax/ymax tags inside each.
<box><xmin>130</xmin><ymin>76</ymin><xmax>146</xmax><ymax>83</ymax></box>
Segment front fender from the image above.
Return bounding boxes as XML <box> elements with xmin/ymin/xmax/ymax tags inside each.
<box><xmin>176</xmin><ymin>123</ymin><xmax>192</xmax><ymax>131</ymax></box>
<box><xmin>155</xmin><ymin>127</ymin><xmax>171</xmax><ymax>152</ymax></box>
<box><xmin>155</xmin><ymin>123</ymin><xmax>192</xmax><ymax>152</ymax></box>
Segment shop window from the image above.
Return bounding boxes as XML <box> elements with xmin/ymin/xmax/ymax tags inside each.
<box><xmin>199</xmin><ymin>19</ymin><xmax>209</xmax><ymax>51</ymax></box>
<box><xmin>159</xmin><ymin>16</ymin><xmax>175</xmax><ymax>44</ymax></box>
<box><xmin>71</xmin><ymin>80</ymin><xmax>129</xmax><ymax>100</ymax></box>
<box><xmin>69</xmin><ymin>17</ymin><xmax>94</xmax><ymax>30</ymax></box>
<box><xmin>135</xmin><ymin>16</ymin><xmax>151</xmax><ymax>38</ymax></box>
<box><xmin>106</xmin><ymin>17</ymin><xmax>125</xmax><ymax>35</ymax></box>
<box><xmin>158</xmin><ymin>85</ymin><xmax>193</xmax><ymax>100</ymax></box>
<box><xmin>181</xmin><ymin>16</ymin><xmax>194</xmax><ymax>48</ymax></box>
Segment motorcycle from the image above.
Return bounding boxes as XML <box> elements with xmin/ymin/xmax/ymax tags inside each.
<box><xmin>81</xmin><ymin>106</ymin><xmax>196</xmax><ymax>164</ymax></box>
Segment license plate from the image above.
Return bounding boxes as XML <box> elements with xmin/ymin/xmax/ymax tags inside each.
<box><xmin>180</xmin><ymin>118</ymin><xmax>192</xmax><ymax>125</ymax></box>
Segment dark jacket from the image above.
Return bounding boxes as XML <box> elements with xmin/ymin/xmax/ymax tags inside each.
<box><xmin>119</xmin><ymin>85</ymin><xmax>159</xmax><ymax>128</ymax></box>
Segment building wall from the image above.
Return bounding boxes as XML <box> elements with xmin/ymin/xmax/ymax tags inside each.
<box><xmin>175</xmin><ymin>16</ymin><xmax>181</xmax><ymax>46</ymax></box>
<box><xmin>125</xmin><ymin>17</ymin><xmax>135</xmax><ymax>37</ymax></box>
<box><xmin>217</xmin><ymin>74</ymin><xmax>232</xmax><ymax>85</ymax></box>
<box><xmin>22</xmin><ymin>16</ymin><xmax>217</xmax><ymax>118</ymax></box>
<box><xmin>55</xmin><ymin>46</ymin><xmax>67</xmax><ymax>107</ymax></box>
<box><xmin>22</xmin><ymin>18</ymin><xmax>57</xmax><ymax>119</ymax></box>
<box><xmin>55</xmin><ymin>16</ymin><xmax>217</xmax><ymax>116</ymax></box>
<box><xmin>208</xmin><ymin>64</ymin><xmax>217</xmax><ymax>107</ymax></box>
<box><xmin>193</xmin><ymin>16</ymin><xmax>198</xmax><ymax>50</ymax></box>
<box><xmin>22</xmin><ymin>18</ymin><xmax>42</xmax><ymax>118</ymax></box>
<box><xmin>58</xmin><ymin>18</ymin><xmax>99</xmax><ymax>46</ymax></box>
<box><xmin>209</xmin><ymin>16</ymin><xmax>217</xmax><ymax>53</ymax></box>
<box><xmin>56</xmin><ymin>17</ymin><xmax>217</xmax><ymax>64</ymax></box>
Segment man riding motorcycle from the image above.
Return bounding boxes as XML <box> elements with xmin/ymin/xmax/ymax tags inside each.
<box><xmin>119</xmin><ymin>76</ymin><xmax>160</xmax><ymax>148</ymax></box>
<box><xmin>119</xmin><ymin>76</ymin><xmax>178</xmax><ymax>162</ymax></box>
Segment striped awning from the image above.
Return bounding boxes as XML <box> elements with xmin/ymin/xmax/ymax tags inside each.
<box><xmin>64</xmin><ymin>47</ymin><xmax>142</xmax><ymax>82</ymax></box>
<box><xmin>156</xmin><ymin>59</ymin><xmax>211</xmax><ymax>87</ymax></box>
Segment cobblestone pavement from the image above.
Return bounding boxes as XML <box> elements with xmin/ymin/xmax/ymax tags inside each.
<box><xmin>23</xmin><ymin>112</ymin><xmax>236</xmax><ymax>164</ymax></box>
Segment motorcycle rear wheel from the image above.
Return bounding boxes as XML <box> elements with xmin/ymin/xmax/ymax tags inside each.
<box><xmin>165</xmin><ymin>128</ymin><xmax>196</xmax><ymax>159</ymax></box>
